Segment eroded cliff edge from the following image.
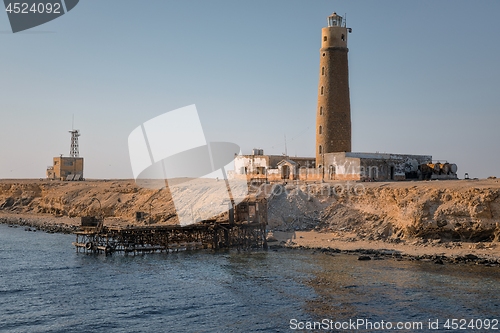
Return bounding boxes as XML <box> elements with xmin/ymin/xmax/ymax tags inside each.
<box><xmin>1</xmin><ymin>179</ymin><xmax>499</xmax><ymax>242</ymax></box>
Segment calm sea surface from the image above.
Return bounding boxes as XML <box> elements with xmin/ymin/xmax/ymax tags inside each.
<box><xmin>1</xmin><ymin>224</ymin><xmax>499</xmax><ymax>333</ymax></box>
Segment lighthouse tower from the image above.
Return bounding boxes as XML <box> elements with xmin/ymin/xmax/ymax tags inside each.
<box><xmin>315</xmin><ymin>12</ymin><xmax>352</xmax><ymax>167</ymax></box>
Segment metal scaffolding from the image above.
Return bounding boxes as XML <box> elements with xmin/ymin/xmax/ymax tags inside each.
<box><xmin>69</xmin><ymin>129</ymin><xmax>80</xmax><ymax>158</ymax></box>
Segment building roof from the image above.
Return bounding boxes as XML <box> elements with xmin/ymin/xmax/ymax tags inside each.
<box><xmin>277</xmin><ymin>159</ymin><xmax>298</xmax><ymax>167</ymax></box>
<box><xmin>326</xmin><ymin>151</ymin><xmax>432</xmax><ymax>160</ymax></box>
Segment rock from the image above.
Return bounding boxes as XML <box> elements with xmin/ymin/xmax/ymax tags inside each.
<box><xmin>434</xmin><ymin>259</ymin><xmax>444</xmax><ymax>265</ymax></box>
<box><xmin>389</xmin><ymin>237</ymin><xmax>401</xmax><ymax>243</ymax></box>
<box><xmin>266</xmin><ymin>232</ymin><xmax>278</xmax><ymax>242</ymax></box>
<box><xmin>436</xmin><ymin>220</ymin><xmax>448</xmax><ymax>227</ymax></box>
<box><xmin>464</xmin><ymin>254</ymin><xmax>479</xmax><ymax>260</ymax></box>
<box><xmin>358</xmin><ymin>255</ymin><xmax>371</xmax><ymax>261</ymax></box>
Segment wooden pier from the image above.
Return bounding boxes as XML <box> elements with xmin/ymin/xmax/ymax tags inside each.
<box><xmin>73</xmin><ymin>199</ymin><xmax>268</xmax><ymax>254</ymax></box>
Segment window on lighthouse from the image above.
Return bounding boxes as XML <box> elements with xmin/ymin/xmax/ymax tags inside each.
<box><xmin>320</xmin><ymin>106</ymin><xmax>323</xmax><ymax>115</ymax></box>
<box><xmin>321</xmin><ymin>86</ymin><xmax>324</xmax><ymax>95</ymax></box>
<box><xmin>323</xmin><ymin>36</ymin><xmax>327</xmax><ymax>42</ymax></box>
<box><xmin>319</xmin><ymin>126</ymin><xmax>322</xmax><ymax>134</ymax></box>
<box><xmin>319</xmin><ymin>145</ymin><xmax>323</xmax><ymax>154</ymax></box>
<box><xmin>322</xmin><ymin>67</ymin><xmax>325</xmax><ymax>75</ymax></box>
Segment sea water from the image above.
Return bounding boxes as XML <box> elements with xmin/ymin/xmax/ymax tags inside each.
<box><xmin>1</xmin><ymin>224</ymin><xmax>499</xmax><ymax>332</ymax></box>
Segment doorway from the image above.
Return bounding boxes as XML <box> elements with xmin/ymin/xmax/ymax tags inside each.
<box><xmin>281</xmin><ymin>165</ymin><xmax>290</xmax><ymax>179</ymax></box>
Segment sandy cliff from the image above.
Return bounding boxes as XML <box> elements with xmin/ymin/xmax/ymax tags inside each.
<box><xmin>266</xmin><ymin>179</ymin><xmax>500</xmax><ymax>242</ymax></box>
<box><xmin>0</xmin><ymin>180</ymin><xmax>176</xmax><ymax>227</ymax></box>
<box><xmin>1</xmin><ymin>179</ymin><xmax>500</xmax><ymax>242</ymax></box>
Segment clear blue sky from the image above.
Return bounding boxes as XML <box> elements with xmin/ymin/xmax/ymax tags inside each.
<box><xmin>1</xmin><ymin>0</ymin><xmax>499</xmax><ymax>179</ymax></box>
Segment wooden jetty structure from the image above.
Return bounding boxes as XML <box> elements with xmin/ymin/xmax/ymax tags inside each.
<box><xmin>73</xmin><ymin>198</ymin><xmax>268</xmax><ymax>254</ymax></box>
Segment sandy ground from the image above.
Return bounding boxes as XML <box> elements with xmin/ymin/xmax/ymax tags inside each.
<box><xmin>272</xmin><ymin>230</ymin><xmax>500</xmax><ymax>263</ymax></box>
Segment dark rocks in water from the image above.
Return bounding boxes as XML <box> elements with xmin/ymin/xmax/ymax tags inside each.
<box><xmin>2</xmin><ymin>218</ymin><xmax>76</xmax><ymax>234</ymax></box>
<box><xmin>358</xmin><ymin>255</ymin><xmax>371</xmax><ymax>261</ymax></box>
<box><xmin>358</xmin><ymin>249</ymin><xmax>378</xmax><ymax>255</ymax></box>
<box><xmin>320</xmin><ymin>248</ymin><xmax>341</xmax><ymax>255</ymax></box>
<box><xmin>379</xmin><ymin>249</ymin><xmax>399</xmax><ymax>256</ymax></box>
<box><xmin>434</xmin><ymin>259</ymin><xmax>444</xmax><ymax>265</ymax></box>
<box><xmin>465</xmin><ymin>254</ymin><xmax>479</xmax><ymax>260</ymax></box>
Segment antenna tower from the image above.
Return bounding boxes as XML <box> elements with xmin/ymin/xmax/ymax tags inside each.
<box><xmin>69</xmin><ymin>129</ymin><xmax>80</xmax><ymax>157</ymax></box>
<box><xmin>284</xmin><ymin>134</ymin><xmax>288</xmax><ymax>156</ymax></box>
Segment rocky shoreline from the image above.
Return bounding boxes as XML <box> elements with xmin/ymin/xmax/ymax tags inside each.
<box><xmin>271</xmin><ymin>230</ymin><xmax>500</xmax><ymax>268</ymax></box>
<box><xmin>304</xmin><ymin>246</ymin><xmax>498</xmax><ymax>267</ymax></box>
<box><xmin>0</xmin><ymin>216</ymin><xmax>78</xmax><ymax>234</ymax></box>
<box><xmin>2</xmin><ymin>214</ymin><xmax>499</xmax><ymax>267</ymax></box>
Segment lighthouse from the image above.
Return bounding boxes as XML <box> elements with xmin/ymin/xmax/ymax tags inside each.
<box><xmin>315</xmin><ymin>12</ymin><xmax>352</xmax><ymax>167</ymax></box>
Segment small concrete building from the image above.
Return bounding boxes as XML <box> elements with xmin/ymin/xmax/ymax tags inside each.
<box><xmin>46</xmin><ymin>156</ymin><xmax>84</xmax><ymax>180</ymax></box>
<box><xmin>232</xmin><ymin>149</ymin><xmax>317</xmax><ymax>182</ymax></box>
<box><xmin>232</xmin><ymin>151</ymin><xmax>457</xmax><ymax>182</ymax></box>
<box><xmin>46</xmin><ymin>129</ymin><xmax>84</xmax><ymax>180</ymax></box>
<box><xmin>322</xmin><ymin>152</ymin><xmax>431</xmax><ymax>181</ymax></box>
